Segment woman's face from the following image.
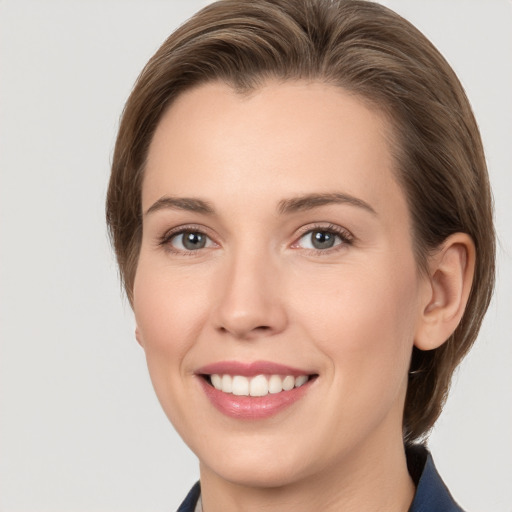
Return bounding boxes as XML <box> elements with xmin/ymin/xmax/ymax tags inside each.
<box><xmin>134</xmin><ymin>81</ymin><xmax>430</xmax><ymax>487</ymax></box>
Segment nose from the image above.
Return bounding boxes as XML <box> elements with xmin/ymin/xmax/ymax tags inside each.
<box><xmin>212</xmin><ymin>250</ymin><xmax>288</xmax><ymax>340</ymax></box>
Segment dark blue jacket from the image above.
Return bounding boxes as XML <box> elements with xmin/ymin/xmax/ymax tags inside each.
<box><xmin>177</xmin><ymin>446</ymin><xmax>464</xmax><ymax>511</ymax></box>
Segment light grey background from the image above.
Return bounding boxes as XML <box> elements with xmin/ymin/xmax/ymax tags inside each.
<box><xmin>0</xmin><ymin>1</ymin><xmax>510</xmax><ymax>511</ymax></box>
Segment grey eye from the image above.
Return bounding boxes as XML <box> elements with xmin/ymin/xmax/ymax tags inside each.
<box><xmin>171</xmin><ymin>231</ymin><xmax>209</xmax><ymax>251</ymax></box>
<box><xmin>298</xmin><ymin>230</ymin><xmax>342</xmax><ymax>250</ymax></box>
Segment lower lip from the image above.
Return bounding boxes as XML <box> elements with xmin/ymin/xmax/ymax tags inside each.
<box><xmin>199</xmin><ymin>377</ymin><xmax>314</xmax><ymax>420</ymax></box>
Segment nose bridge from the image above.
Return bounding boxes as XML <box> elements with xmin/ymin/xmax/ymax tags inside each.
<box><xmin>213</xmin><ymin>241</ymin><xmax>287</xmax><ymax>339</ymax></box>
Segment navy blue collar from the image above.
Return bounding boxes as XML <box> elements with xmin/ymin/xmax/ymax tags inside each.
<box><xmin>407</xmin><ymin>445</ymin><xmax>464</xmax><ymax>511</ymax></box>
<box><xmin>177</xmin><ymin>446</ymin><xmax>464</xmax><ymax>512</ymax></box>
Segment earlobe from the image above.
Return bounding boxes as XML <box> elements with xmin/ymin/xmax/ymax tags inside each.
<box><xmin>414</xmin><ymin>233</ymin><xmax>475</xmax><ymax>351</ymax></box>
<box><xmin>135</xmin><ymin>326</ymin><xmax>144</xmax><ymax>348</ymax></box>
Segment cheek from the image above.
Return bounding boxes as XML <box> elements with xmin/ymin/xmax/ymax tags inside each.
<box><xmin>134</xmin><ymin>258</ymin><xmax>206</xmax><ymax>347</ymax></box>
<box><xmin>132</xmin><ymin>261</ymin><xmax>214</xmax><ymax>433</ymax></box>
<box><xmin>132</xmin><ymin>260</ymin><xmax>208</xmax><ymax>394</ymax></box>
<box><xmin>291</xmin><ymin>257</ymin><xmax>420</xmax><ymax>390</ymax></box>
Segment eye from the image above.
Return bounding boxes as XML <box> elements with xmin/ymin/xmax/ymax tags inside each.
<box><xmin>299</xmin><ymin>230</ymin><xmax>340</xmax><ymax>250</ymax></box>
<box><xmin>295</xmin><ymin>226</ymin><xmax>352</xmax><ymax>251</ymax></box>
<box><xmin>168</xmin><ymin>230</ymin><xmax>214</xmax><ymax>251</ymax></box>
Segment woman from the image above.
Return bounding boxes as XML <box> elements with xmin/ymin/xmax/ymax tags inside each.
<box><xmin>106</xmin><ymin>1</ymin><xmax>495</xmax><ymax>510</ymax></box>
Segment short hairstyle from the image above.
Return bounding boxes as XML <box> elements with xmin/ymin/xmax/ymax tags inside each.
<box><xmin>106</xmin><ymin>0</ymin><xmax>495</xmax><ymax>444</ymax></box>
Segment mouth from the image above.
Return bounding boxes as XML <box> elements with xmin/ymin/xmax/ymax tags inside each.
<box><xmin>196</xmin><ymin>361</ymin><xmax>318</xmax><ymax>419</ymax></box>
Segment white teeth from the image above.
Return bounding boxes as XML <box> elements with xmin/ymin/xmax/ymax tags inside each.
<box><xmin>221</xmin><ymin>374</ymin><xmax>232</xmax><ymax>393</ymax></box>
<box><xmin>249</xmin><ymin>375</ymin><xmax>268</xmax><ymax>396</ymax></box>
<box><xmin>282</xmin><ymin>375</ymin><xmax>295</xmax><ymax>391</ymax></box>
<box><xmin>295</xmin><ymin>375</ymin><xmax>308</xmax><ymax>388</ymax></box>
<box><xmin>232</xmin><ymin>375</ymin><xmax>249</xmax><ymax>396</ymax></box>
<box><xmin>211</xmin><ymin>374</ymin><xmax>222</xmax><ymax>390</ymax></box>
<box><xmin>210</xmin><ymin>374</ymin><xmax>309</xmax><ymax>396</ymax></box>
<box><xmin>268</xmin><ymin>374</ymin><xmax>283</xmax><ymax>394</ymax></box>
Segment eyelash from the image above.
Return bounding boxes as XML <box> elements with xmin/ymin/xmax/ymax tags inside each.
<box><xmin>158</xmin><ymin>224</ymin><xmax>216</xmax><ymax>256</ymax></box>
<box><xmin>157</xmin><ymin>223</ymin><xmax>354</xmax><ymax>255</ymax></box>
<box><xmin>292</xmin><ymin>223</ymin><xmax>354</xmax><ymax>254</ymax></box>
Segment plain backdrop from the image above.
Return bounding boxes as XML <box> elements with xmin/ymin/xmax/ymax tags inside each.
<box><xmin>0</xmin><ymin>1</ymin><xmax>511</xmax><ymax>511</ymax></box>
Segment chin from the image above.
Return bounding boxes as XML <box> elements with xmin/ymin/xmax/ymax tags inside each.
<box><xmin>194</xmin><ymin>430</ymin><xmax>329</xmax><ymax>490</ymax></box>
<box><xmin>203</xmin><ymin>456</ymin><xmax>309</xmax><ymax>489</ymax></box>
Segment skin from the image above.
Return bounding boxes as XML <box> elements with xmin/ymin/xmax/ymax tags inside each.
<box><xmin>133</xmin><ymin>81</ymin><xmax>474</xmax><ymax>512</ymax></box>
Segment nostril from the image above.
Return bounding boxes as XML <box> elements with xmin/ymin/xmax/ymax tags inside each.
<box><xmin>217</xmin><ymin>323</ymin><xmax>273</xmax><ymax>338</ymax></box>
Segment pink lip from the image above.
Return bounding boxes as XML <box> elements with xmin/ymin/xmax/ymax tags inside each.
<box><xmin>196</xmin><ymin>360</ymin><xmax>317</xmax><ymax>420</ymax></box>
<box><xmin>197</xmin><ymin>360</ymin><xmax>312</xmax><ymax>377</ymax></box>
<box><xmin>198</xmin><ymin>378</ymin><xmax>314</xmax><ymax>419</ymax></box>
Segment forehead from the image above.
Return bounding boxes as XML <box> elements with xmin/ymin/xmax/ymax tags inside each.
<box><xmin>143</xmin><ymin>80</ymin><xmax>405</xmax><ymax>220</ymax></box>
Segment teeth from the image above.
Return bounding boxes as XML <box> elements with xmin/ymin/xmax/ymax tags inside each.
<box><xmin>209</xmin><ymin>373</ymin><xmax>309</xmax><ymax>396</ymax></box>
<box><xmin>211</xmin><ymin>374</ymin><xmax>222</xmax><ymax>390</ymax></box>
<box><xmin>268</xmin><ymin>374</ymin><xmax>282</xmax><ymax>394</ymax></box>
<box><xmin>295</xmin><ymin>375</ymin><xmax>308</xmax><ymax>387</ymax></box>
<box><xmin>249</xmin><ymin>375</ymin><xmax>268</xmax><ymax>397</ymax></box>
<box><xmin>221</xmin><ymin>374</ymin><xmax>232</xmax><ymax>393</ymax></box>
<box><xmin>282</xmin><ymin>375</ymin><xmax>295</xmax><ymax>391</ymax></box>
<box><xmin>232</xmin><ymin>375</ymin><xmax>249</xmax><ymax>396</ymax></box>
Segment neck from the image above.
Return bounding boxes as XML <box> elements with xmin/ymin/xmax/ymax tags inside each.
<box><xmin>199</xmin><ymin>431</ymin><xmax>415</xmax><ymax>512</ymax></box>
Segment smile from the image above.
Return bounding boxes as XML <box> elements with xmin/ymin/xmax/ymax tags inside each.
<box><xmin>197</xmin><ymin>361</ymin><xmax>317</xmax><ymax>419</ymax></box>
<box><xmin>209</xmin><ymin>374</ymin><xmax>309</xmax><ymax>396</ymax></box>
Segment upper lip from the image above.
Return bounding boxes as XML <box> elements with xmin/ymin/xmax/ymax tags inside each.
<box><xmin>196</xmin><ymin>360</ymin><xmax>315</xmax><ymax>377</ymax></box>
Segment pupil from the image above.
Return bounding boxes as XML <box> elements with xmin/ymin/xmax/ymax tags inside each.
<box><xmin>312</xmin><ymin>231</ymin><xmax>335</xmax><ymax>249</ymax></box>
<box><xmin>183</xmin><ymin>232</ymin><xmax>206</xmax><ymax>250</ymax></box>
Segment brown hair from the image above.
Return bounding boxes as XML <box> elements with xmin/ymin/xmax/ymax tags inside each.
<box><xmin>106</xmin><ymin>0</ymin><xmax>495</xmax><ymax>444</ymax></box>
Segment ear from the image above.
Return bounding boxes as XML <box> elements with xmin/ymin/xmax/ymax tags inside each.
<box><xmin>414</xmin><ymin>233</ymin><xmax>475</xmax><ymax>351</ymax></box>
<box><xmin>135</xmin><ymin>326</ymin><xmax>144</xmax><ymax>348</ymax></box>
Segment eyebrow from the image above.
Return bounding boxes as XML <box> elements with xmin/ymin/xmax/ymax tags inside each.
<box><xmin>277</xmin><ymin>193</ymin><xmax>377</xmax><ymax>216</ymax></box>
<box><xmin>144</xmin><ymin>192</ymin><xmax>377</xmax><ymax>217</ymax></box>
<box><xmin>145</xmin><ymin>196</ymin><xmax>215</xmax><ymax>216</ymax></box>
